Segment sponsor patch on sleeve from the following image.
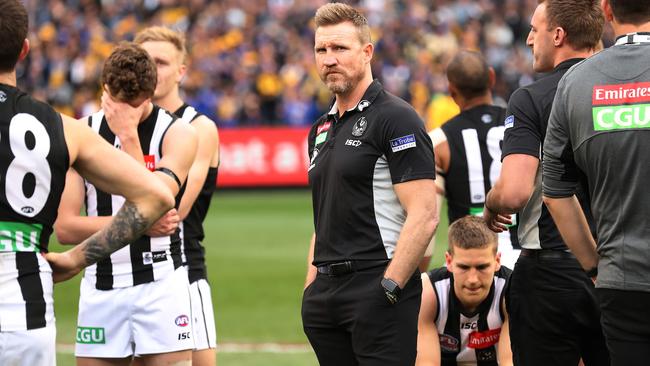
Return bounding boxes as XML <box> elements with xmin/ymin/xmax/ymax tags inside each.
<box><xmin>315</xmin><ymin>131</ymin><xmax>328</xmax><ymax>145</ymax></box>
<box><xmin>390</xmin><ymin>134</ymin><xmax>416</xmax><ymax>152</ymax></box>
<box><xmin>504</xmin><ymin>115</ymin><xmax>514</xmax><ymax>129</ymax></box>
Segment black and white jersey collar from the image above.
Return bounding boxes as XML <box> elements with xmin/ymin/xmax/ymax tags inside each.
<box><xmin>615</xmin><ymin>32</ymin><xmax>650</xmax><ymax>46</ymax></box>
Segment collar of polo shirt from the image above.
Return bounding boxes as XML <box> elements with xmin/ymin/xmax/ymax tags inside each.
<box><xmin>327</xmin><ymin>79</ymin><xmax>384</xmax><ymax>117</ymax></box>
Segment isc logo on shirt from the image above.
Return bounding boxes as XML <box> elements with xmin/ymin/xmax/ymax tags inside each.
<box><xmin>76</xmin><ymin>327</ymin><xmax>106</xmax><ymax>344</ymax></box>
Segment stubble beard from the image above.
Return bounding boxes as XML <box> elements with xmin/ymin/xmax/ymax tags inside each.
<box><xmin>324</xmin><ymin>69</ymin><xmax>365</xmax><ymax>96</ymax></box>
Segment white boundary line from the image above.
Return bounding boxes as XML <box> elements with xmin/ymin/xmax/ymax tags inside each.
<box><xmin>57</xmin><ymin>343</ymin><xmax>312</xmax><ymax>354</ymax></box>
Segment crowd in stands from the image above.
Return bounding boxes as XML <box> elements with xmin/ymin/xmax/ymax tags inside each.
<box><xmin>17</xmin><ymin>0</ymin><xmax>609</xmax><ymax>129</ymax></box>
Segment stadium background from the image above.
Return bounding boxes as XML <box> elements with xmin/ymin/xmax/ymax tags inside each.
<box><xmin>20</xmin><ymin>0</ymin><xmax>612</xmax><ymax>364</ymax></box>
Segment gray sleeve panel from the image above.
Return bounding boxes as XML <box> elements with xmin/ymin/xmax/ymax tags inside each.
<box><xmin>542</xmin><ymin>75</ymin><xmax>579</xmax><ymax>198</ymax></box>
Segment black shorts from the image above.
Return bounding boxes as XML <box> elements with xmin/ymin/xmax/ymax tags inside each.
<box><xmin>597</xmin><ymin>288</ymin><xmax>650</xmax><ymax>366</ymax></box>
<box><xmin>301</xmin><ymin>264</ymin><xmax>421</xmax><ymax>366</ymax></box>
<box><xmin>506</xmin><ymin>252</ymin><xmax>609</xmax><ymax>366</ymax></box>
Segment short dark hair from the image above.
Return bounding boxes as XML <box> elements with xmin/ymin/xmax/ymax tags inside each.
<box><xmin>101</xmin><ymin>43</ymin><xmax>157</xmax><ymax>102</ymax></box>
<box><xmin>314</xmin><ymin>3</ymin><xmax>371</xmax><ymax>44</ymax></box>
<box><xmin>448</xmin><ymin>216</ymin><xmax>498</xmax><ymax>255</ymax></box>
<box><xmin>608</xmin><ymin>0</ymin><xmax>650</xmax><ymax>25</ymax></box>
<box><xmin>446</xmin><ymin>50</ymin><xmax>491</xmax><ymax>100</ymax></box>
<box><xmin>0</xmin><ymin>0</ymin><xmax>28</xmax><ymax>72</ymax></box>
<box><xmin>543</xmin><ymin>0</ymin><xmax>604</xmax><ymax>50</ymax></box>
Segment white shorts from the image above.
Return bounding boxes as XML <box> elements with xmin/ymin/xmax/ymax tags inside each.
<box><xmin>75</xmin><ymin>267</ymin><xmax>194</xmax><ymax>358</ymax></box>
<box><xmin>189</xmin><ymin>279</ymin><xmax>217</xmax><ymax>350</ymax></box>
<box><xmin>0</xmin><ymin>325</ymin><xmax>55</xmax><ymax>366</ymax></box>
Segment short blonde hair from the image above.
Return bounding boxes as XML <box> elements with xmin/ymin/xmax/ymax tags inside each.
<box><xmin>314</xmin><ymin>3</ymin><xmax>371</xmax><ymax>44</ymax></box>
<box><xmin>447</xmin><ymin>216</ymin><xmax>498</xmax><ymax>255</ymax></box>
<box><xmin>134</xmin><ymin>26</ymin><xmax>187</xmax><ymax>62</ymax></box>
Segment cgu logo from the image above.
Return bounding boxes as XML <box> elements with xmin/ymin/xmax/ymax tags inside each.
<box><xmin>175</xmin><ymin>315</ymin><xmax>190</xmax><ymax>327</ymax></box>
<box><xmin>76</xmin><ymin>327</ymin><xmax>106</xmax><ymax>344</ymax></box>
<box><xmin>593</xmin><ymin>104</ymin><xmax>650</xmax><ymax>131</ymax></box>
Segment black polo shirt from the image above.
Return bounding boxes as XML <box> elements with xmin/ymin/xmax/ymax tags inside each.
<box><xmin>501</xmin><ymin>59</ymin><xmax>594</xmax><ymax>250</ymax></box>
<box><xmin>308</xmin><ymin>80</ymin><xmax>435</xmax><ymax>265</ymax></box>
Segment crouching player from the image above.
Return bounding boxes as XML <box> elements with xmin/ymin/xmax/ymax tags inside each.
<box><xmin>417</xmin><ymin>216</ymin><xmax>512</xmax><ymax>366</ymax></box>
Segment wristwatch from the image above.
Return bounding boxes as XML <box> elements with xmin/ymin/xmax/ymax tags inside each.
<box><xmin>381</xmin><ymin>277</ymin><xmax>402</xmax><ymax>305</ymax></box>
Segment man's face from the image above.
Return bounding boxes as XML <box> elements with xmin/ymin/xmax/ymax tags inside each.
<box><xmin>527</xmin><ymin>3</ymin><xmax>555</xmax><ymax>73</ymax></box>
<box><xmin>446</xmin><ymin>245</ymin><xmax>500</xmax><ymax>311</ymax></box>
<box><xmin>139</xmin><ymin>40</ymin><xmax>185</xmax><ymax>101</ymax></box>
<box><xmin>314</xmin><ymin>21</ymin><xmax>370</xmax><ymax>96</ymax></box>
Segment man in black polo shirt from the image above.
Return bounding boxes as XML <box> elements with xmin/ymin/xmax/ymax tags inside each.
<box><xmin>483</xmin><ymin>0</ymin><xmax>609</xmax><ymax>365</ymax></box>
<box><xmin>543</xmin><ymin>0</ymin><xmax>650</xmax><ymax>364</ymax></box>
<box><xmin>301</xmin><ymin>3</ymin><xmax>438</xmax><ymax>365</ymax></box>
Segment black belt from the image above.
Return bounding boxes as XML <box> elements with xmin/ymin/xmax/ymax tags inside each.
<box><xmin>317</xmin><ymin>260</ymin><xmax>389</xmax><ymax>276</ymax></box>
<box><xmin>520</xmin><ymin>248</ymin><xmax>575</xmax><ymax>260</ymax></box>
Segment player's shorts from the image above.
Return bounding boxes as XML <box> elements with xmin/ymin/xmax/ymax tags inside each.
<box><xmin>189</xmin><ymin>279</ymin><xmax>217</xmax><ymax>350</ymax></box>
<box><xmin>75</xmin><ymin>267</ymin><xmax>194</xmax><ymax>358</ymax></box>
<box><xmin>0</xmin><ymin>325</ymin><xmax>56</xmax><ymax>366</ymax></box>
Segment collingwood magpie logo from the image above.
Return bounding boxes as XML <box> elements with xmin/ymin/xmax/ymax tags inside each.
<box><xmin>0</xmin><ymin>91</ymin><xmax>6</xmax><ymax>103</ymax></box>
<box><xmin>352</xmin><ymin>116</ymin><xmax>368</xmax><ymax>137</ymax></box>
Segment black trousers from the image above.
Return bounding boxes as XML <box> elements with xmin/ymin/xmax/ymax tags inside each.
<box><xmin>507</xmin><ymin>253</ymin><xmax>609</xmax><ymax>366</ymax></box>
<box><xmin>302</xmin><ymin>265</ymin><xmax>421</xmax><ymax>366</ymax></box>
<box><xmin>597</xmin><ymin>288</ymin><xmax>650</xmax><ymax>366</ymax></box>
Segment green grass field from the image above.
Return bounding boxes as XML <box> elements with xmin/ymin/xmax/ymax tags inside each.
<box><xmin>52</xmin><ymin>189</ymin><xmax>449</xmax><ymax>365</ymax></box>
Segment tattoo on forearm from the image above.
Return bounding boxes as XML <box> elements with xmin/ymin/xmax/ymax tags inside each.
<box><xmin>81</xmin><ymin>201</ymin><xmax>149</xmax><ymax>266</ymax></box>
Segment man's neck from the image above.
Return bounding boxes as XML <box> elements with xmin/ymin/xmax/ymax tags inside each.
<box><xmin>335</xmin><ymin>73</ymin><xmax>373</xmax><ymax>117</ymax></box>
<box><xmin>553</xmin><ymin>48</ymin><xmax>592</xmax><ymax>69</ymax></box>
<box><xmin>153</xmin><ymin>88</ymin><xmax>184</xmax><ymax>113</ymax></box>
<box><xmin>0</xmin><ymin>72</ymin><xmax>17</xmax><ymax>87</ymax></box>
<box><xmin>140</xmin><ymin>102</ymin><xmax>155</xmax><ymax>123</ymax></box>
<box><xmin>613</xmin><ymin>21</ymin><xmax>650</xmax><ymax>38</ymax></box>
<box><xmin>460</xmin><ymin>94</ymin><xmax>492</xmax><ymax>111</ymax></box>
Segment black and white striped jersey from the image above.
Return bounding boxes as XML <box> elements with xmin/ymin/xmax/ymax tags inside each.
<box><xmin>174</xmin><ymin>103</ymin><xmax>218</xmax><ymax>283</ymax></box>
<box><xmin>429</xmin><ymin>267</ymin><xmax>510</xmax><ymax>366</ymax></box>
<box><xmin>437</xmin><ymin>105</ymin><xmax>519</xmax><ymax>248</ymax></box>
<box><xmin>82</xmin><ymin>106</ymin><xmax>183</xmax><ymax>290</ymax></box>
<box><xmin>0</xmin><ymin>84</ymin><xmax>69</xmax><ymax>330</ymax></box>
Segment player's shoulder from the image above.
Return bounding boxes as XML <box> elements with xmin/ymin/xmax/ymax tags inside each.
<box><xmin>9</xmin><ymin>86</ymin><xmax>60</xmax><ymax>121</ymax></box>
<box><xmin>374</xmin><ymin>90</ymin><xmax>422</xmax><ymax>123</ymax></box>
<box><xmin>427</xmin><ymin>266</ymin><xmax>452</xmax><ymax>284</ymax></box>
<box><xmin>495</xmin><ymin>266</ymin><xmax>512</xmax><ymax>280</ymax></box>
<box><xmin>561</xmin><ymin>50</ymin><xmax>611</xmax><ymax>82</ymax></box>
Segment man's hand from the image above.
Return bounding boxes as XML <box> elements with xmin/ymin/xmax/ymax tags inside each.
<box><xmin>101</xmin><ymin>91</ymin><xmax>145</xmax><ymax>140</ymax></box>
<box><xmin>44</xmin><ymin>252</ymin><xmax>84</xmax><ymax>283</ymax></box>
<box><xmin>146</xmin><ymin>208</ymin><xmax>180</xmax><ymax>237</ymax></box>
<box><xmin>483</xmin><ymin>206</ymin><xmax>511</xmax><ymax>233</ymax></box>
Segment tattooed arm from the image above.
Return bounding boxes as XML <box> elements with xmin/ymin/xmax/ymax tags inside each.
<box><xmin>46</xmin><ymin>115</ymin><xmax>175</xmax><ymax>282</ymax></box>
<box><xmin>47</xmin><ymin>201</ymin><xmax>151</xmax><ymax>282</ymax></box>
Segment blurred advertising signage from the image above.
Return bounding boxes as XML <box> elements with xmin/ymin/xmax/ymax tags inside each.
<box><xmin>218</xmin><ymin>127</ymin><xmax>311</xmax><ymax>187</ymax></box>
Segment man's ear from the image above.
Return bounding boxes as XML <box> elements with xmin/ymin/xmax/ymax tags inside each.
<box><xmin>488</xmin><ymin>67</ymin><xmax>496</xmax><ymax>89</ymax></box>
<box><xmin>601</xmin><ymin>0</ymin><xmax>614</xmax><ymax>22</ymax></box>
<box><xmin>553</xmin><ymin>26</ymin><xmax>567</xmax><ymax>47</ymax></box>
<box><xmin>177</xmin><ymin>64</ymin><xmax>187</xmax><ymax>84</ymax></box>
<box><xmin>448</xmin><ymin>83</ymin><xmax>461</xmax><ymax>106</ymax></box>
<box><xmin>363</xmin><ymin>42</ymin><xmax>374</xmax><ymax>64</ymax></box>
<box><xmin>445</xmin><ymin>250</ymin><xmax>453</xmax><ymax>271</ymax></box>
<box><xmin>18</xmin><ymin>39</ymin><xmax>30</xmax><ymax>62</ymax></box>
<box><xmin>495</xmin><ymin>251</ymin><xmax>502</xmax><ymax>272</ymax></box>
